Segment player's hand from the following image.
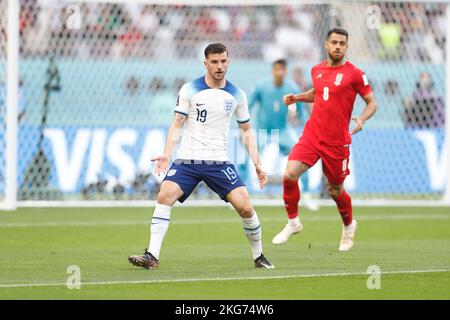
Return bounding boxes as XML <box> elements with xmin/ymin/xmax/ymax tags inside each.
<box><xmin>351</xmin><ymin>116</ymin><xmax>365</xmax><ymax>135</ymax></box>
<box><xmin>283</xmin><ymin>93</ymin><xmax>297</xmax><ymax>106</ymax></box>
<box><xmin>255</xmin><ymin>164</ymin><xmax>268</xmax><ymax>189</ymax></box>
<box><xmin>151</xmin><ymin>154</ymin><xmax>170</xmax><ymax>176</ymax></box>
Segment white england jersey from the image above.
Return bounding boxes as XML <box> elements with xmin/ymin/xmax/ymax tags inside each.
<box><xmin>174</xmin><ymin>76</ymin><xmax>250</xmax><ymax>161</ymax></box>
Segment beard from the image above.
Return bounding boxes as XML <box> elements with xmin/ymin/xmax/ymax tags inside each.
<box><xmin>328</xmin><ymin>51</ymin><xmax>344</xmax><ymax>63</ymax></box>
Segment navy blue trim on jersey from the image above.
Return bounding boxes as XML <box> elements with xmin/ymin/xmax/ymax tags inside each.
<box><xmin>236</xmin><ymin>118</ymin><xmax>250</xmax><ymax>124</ymax></box>
<box><xmin>192</xmin><ymin>76</ymin><xmax>210</xmax><ymax>91</ymax></box>
<box><xmin>174</xmin><ymin>110</ymin><xmax>188</xmax><ymax>116</ymax></box>
<box><xmin>192</xmin><ymin>76</ymin><xmax>238</xmax><ymax>97</ymax></box>
<box><xmin>221</xmin><ymin>79</ymin><xmax>238</xmax><ymax>96</ymax></box>
<box><xmin>163</xmin><ymin>160</ymin><xmax>245</xmax><ymax>203</ymax></box>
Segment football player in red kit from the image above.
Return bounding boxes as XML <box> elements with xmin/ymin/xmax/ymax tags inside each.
<box><xmin>272</xmin><ymin>28</ymin><xmax>377</xmax><ymax>251</ymax></box>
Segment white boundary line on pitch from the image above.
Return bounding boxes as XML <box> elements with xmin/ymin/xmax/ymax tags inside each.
<box><xmin>0</xmin><ymin>269</ymin><xmax>449</xmax><ymax>289</ymax></box>
<box><xmin>1</xmin><ymin>213</ymin><xmax>449</xmax><ymax>227</ymax></box>
<box><xmin>14</xmin><ymin>199</ymin><xmax>450</xmax><ymax>208</ymax></box>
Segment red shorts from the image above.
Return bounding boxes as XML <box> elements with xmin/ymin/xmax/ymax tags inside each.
<box><xmin>288</xmin><ymin>132</ymin><xmax>350</xmax><ymax>185</ymax></box>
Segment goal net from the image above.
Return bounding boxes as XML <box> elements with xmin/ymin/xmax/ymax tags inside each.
<box><xmin>1</xmin><ymin>0</ymin><xmax>449</xmax><ymax>208</ymax></box>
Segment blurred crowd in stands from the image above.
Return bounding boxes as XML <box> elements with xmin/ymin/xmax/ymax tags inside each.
<box><xmin>0</xmin><ymin>1</ymin><xmax>445</xmax><ymax>64</ymax></box>
<box><xmin>0</xmin><ymin>1</ymin><xmax>446</xmax><ymax>130</ymax></box>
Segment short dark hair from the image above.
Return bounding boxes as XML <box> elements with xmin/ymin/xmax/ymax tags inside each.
<box><xmin>272</xmin><ymin>59</ymin><xmax>287</xmax><ymax>67</ymax></box>
<box><xmin>204</xmin><ymin>43</ymin><xmax>228</xmax><ymax>58</ymax></box>
<box><xmin>327</xmin><ymin>28</ymin><xmax>349</xmax><ymax>40</ymax></box>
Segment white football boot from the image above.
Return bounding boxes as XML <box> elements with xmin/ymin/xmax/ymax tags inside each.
<box><xmin>339</xmin><ymin>219</ymin><xmax>357</xmax><ymax>251</ymax></box>
<box><xmin>272</xmin><ymin>223</ymin><xmax>303</xmax><ymax>245</ymax></box>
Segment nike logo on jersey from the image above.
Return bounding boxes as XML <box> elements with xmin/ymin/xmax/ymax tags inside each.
<box><xmin>231</xmin><ymin>180</ymin><xmax>239</xmax><ymax>185</ymax></box>
<box><xmin>196</xmin><ymin>103</ymin><xmax>206</xmax><ymax>106</ymax></box>
<box><xmin>316</xmin><ymin>74</ymin><xmax>322</xmax><ymax>79</ymax></box>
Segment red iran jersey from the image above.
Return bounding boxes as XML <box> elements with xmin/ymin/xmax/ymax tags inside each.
<box><xmin>304</xmin><ymin>60</ymin><xmax>372</xmax><ymax>146</ymax></box>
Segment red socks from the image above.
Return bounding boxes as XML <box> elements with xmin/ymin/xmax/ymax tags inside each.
<box><xmin>283</xmin><ymin>178</ymin><xmax>300</xmax><ymax>219</ymax></box>
<box><xmin>331</xmin><ymin>190</ymin><xmax>353</xmax><ymax>226</ymax></box>
<box><xmin>283</xmin><ymin>177</ymin><xmax>352</xmax><ymax>226</ymax></box>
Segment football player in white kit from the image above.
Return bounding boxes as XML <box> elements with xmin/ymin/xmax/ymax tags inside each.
<box><xmin>128</xmin><ymin>43</ymin><xmax>274</xmax><ymax>269</ymax></box>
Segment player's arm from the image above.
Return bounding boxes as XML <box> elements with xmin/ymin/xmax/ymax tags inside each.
<box><xmin>152</xmin><ymin>112</ymin><xmax>187</xmax><ymax>175</ymax></box>
<box><xmin>283</xmin><ymin>87</ymin><xmax>315</xmax><ymax>105</ymax></box>
<box><xmin>351</xmin><ymin>92</ymin><xmax>377</xmax><ymax>135</ymax></box>
<box><xmin>238</xmin><ymin>121</ymin><xmax>268</xmax><ymax>189</ymax></box>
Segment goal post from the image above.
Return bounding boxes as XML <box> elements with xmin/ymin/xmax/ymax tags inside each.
<box><xmin>443</xmin><ymin>2</ymin><xmax>450</xmax><ymax>205</ymax></box>
<box><xmin>0</xmin><ymin>0</ymin><xmax>19</xmax><ymax>210</ymax></box>
<box><xmin>1</xmin><ymin>0</ymin><xmax>449</xmax><ymax>209</ymax></box>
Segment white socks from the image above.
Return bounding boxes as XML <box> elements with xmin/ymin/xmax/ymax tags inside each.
<box><xmin>288</xmin><ymin>216</ymin><xmax>301</xmax><ymax>227</ymax></box>
<box><xmin>242</xmin><ymin>212</ymin><xmax>262</xmax><ymax>260</ymax></box>
<box><xmin>149</xmin><ymin>205</ymin><xmax>264</xmax><ymax>261</ymax></box>
<box><xmin>148</xmin><ymin>203</ymin><xmax>172</xmax><ymax>260</ymax></box>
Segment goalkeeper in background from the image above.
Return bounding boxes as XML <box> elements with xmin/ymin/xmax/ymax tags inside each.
<box><xmin>241</xmin><ymin>59</ymin><xmax>318</xmax><ymax>211</ymax></box>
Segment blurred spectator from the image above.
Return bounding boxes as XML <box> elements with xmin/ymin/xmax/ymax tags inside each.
<box><xmin>125</xmin><ymin>76</ymin><xmax>139</xmax><ymax>96</ymax></box>
<box><xmin>149</xmin><ymin>77</ymin><xmax>166</xmax><ymax>93</ymax></box>
<box><xmin>401</xmin><ymin>72</ymin><xmax>444</xmax><ymax>129</ymax></box>
<box><xmin>265</xmin><ymin>16</ymin><xmax>320</xmax><ymax>63</ymax></box>
<box><xmin>196</xmin><ymin>9</ymin><xmax>218</xmax><ymax>34</ymax></box>
<box><xmin>114</xmin><ymin>26</ymin><xmax>142</xmax><ymax>58</ymax></box>
<box><xmin>378</xmin><ymin>23</ymin><xmax>401</xmax><ymax>60</ymax></box>
<box><xmin>384</xmin><ymin>80</ymin><xmax>399</xmax><ymax>96</ymax></box>
<box><xmin>172</xmin><ymin>78</ymin><xmax>187</xmax><ymax>92</ymax></box>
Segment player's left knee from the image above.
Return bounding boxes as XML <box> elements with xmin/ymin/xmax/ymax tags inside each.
<box><xmin>237</xmin><ymin>203</ymin><xmax>254</xmax><ymax>218</ymax></box>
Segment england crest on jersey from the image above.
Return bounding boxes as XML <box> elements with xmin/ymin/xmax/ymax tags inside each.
<box><xmin>223</xmin><ymin>99</ymin><xmax>234</xmax><ymax>114</ymax></box>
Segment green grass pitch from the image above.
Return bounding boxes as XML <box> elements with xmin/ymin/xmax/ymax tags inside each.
<box><xmin>0</xmin><ymin>206</ymin><xmax>449</xmax><ymax>299</ymax></box>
